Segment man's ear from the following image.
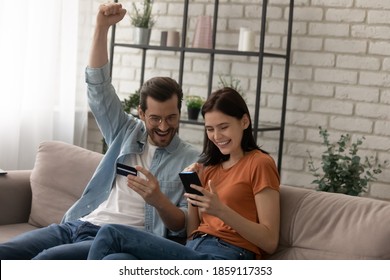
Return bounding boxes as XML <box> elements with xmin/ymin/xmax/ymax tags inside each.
<box><xmin>138</xmin><ymin>106</ymin><xmax>145</xmax><ymax>121</ymax></box>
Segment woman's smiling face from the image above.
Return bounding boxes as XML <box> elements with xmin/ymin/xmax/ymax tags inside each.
<box><xmin>204</xmin><ymin>110</ymin><xmax>249</xmax><ymax>158</ymax></box>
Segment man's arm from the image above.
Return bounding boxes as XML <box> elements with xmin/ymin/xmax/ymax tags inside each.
<box><xmin>128</xmin><ymin>166</ymin><xmax>186</xmax><ymax>232</ymax></box>
<box><xmin>89</xmin><ymin>3</ymin><xmax>127</xmax><ymax>68</ymax></box>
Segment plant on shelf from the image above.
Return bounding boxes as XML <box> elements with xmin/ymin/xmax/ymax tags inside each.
<box><xmin>129</xmin><ymin>0</ymin><xmax>156</xmax><ymax>28</ymax></box>
<box><xmin>217</xmin><ymin>74</ymin><xmax>246</xmax><ymax>101</ymax></box>
<box><xmin>121</xmin><ymin>90</ymin><xmax>140</xmax><ymax>115</ymax></box>
<box><xmin>128</xmin><ymin>0</ymin><xmax>156</xmax><ymax>45</ymax></box>
<box><xmin>185</xmin><ymin>95</ymin><xmax>205</xmax><ymax>121</ymax></box>
<box><xmin>307</xmin><ymin>126</ymin><xmax>387</xmax><ymax>196</ymax></box>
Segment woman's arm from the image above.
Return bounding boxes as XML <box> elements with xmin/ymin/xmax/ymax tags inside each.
<box><xmin>181</xmin><ymin>162</ymin><xmax>203</xmax><ymax>237</ymax></box>
<box><xmin>218</xmin><ymin>188</ymin><xmax>280</xmax><ymax>254</ymax></box>
<box><xmin>186</xmin><ymin>203</ymin><xmax>201</xmax><ymax>237</ymax></box>
<box><xmin>187</xmin><ymin>183</ymin><xmax>280</xmax><ymax>254</ymax></box>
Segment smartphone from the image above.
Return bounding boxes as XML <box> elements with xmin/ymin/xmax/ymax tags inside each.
<box><xmin>116</xmin><ymin>163</ymin><xmax>138</xmax><ymax>177</ymax></box>
<box><xmin>179</xmin><ymin>171</ymin><xmax>203</xmax><ymax>196</ymax></box>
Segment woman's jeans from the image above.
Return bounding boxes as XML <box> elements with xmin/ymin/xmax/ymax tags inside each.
<box><xmin>88</xmin><ymin>224</ymin><xmax>255</xmax><ymax>260</ymax></box>
<box><xmin>0</xmin><ymin>220</ymin><xmax>100</xmax><ymax>260</ymax></box>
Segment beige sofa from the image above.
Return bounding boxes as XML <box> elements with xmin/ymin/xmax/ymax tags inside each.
<box><xmin>1</xmin><ymin>141</ymin><xmax>389</xmax><ymax>259</ymax></box>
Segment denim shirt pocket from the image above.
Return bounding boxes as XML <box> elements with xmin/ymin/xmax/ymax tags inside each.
<box><xmin>159</xmin><ymin>180</ymin><xmax>186</xmax><ymax>207</ymax></box>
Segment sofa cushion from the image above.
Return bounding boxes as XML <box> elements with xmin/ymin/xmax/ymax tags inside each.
<box><xmin>0</xmin><ymin>170</ymin><xmax>32</xmax><ymax>225</ymax></box>
<box><xmin>270</xmin><ymin>185</ymin><xmax>390</xmax><ymax>259</ymax></box>
<box><xmin>29</xmin><ymin>141</ymin><xmax>103</xmax><ymax>227</ymax></box>
<box><xmin>0</xmin><ymin>223</ymin><xmax>39</xmax><ymax>243</ymax></box>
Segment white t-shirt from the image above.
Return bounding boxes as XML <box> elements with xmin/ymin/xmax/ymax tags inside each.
<box><xmin>81</xmin><ymin>142</ymin><xmax>157</xmax><ymax>228</ymax></box>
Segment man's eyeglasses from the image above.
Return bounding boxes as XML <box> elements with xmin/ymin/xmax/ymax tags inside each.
<box><xmin>146</xmin><ymin>114</ymin><xmax>179</xmax><ymax>126</ymax></box>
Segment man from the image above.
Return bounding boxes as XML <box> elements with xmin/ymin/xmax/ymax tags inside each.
<box><xmin>0</xmin><ymin>2</ymin><xmax>199</xmax><ymax>260</ymax></box>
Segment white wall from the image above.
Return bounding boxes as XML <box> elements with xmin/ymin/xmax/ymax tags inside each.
<box><xmin>86</xmin><ymin>0</ymin><xmax>390</xmax><ymax>200</ymax></box>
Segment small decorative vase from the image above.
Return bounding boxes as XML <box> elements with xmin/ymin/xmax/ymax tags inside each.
<box><xmin>187</xmin><ymin>107</ymin><xmax>200</xmax><ymax>121</ymax></box>
<box><xmin>133</xmin><ymin>27</ymin><xmax>151</xmax><ymax>45</ymax></box>
<box><xmin>160</xmin><ymin>31</ymin><xmax>168</xmax><ymax>46</ymax></box>
<box><xmin>166</xmin><ymin>30</ymin><xmax>180</xmax><ymax>47</ymax></box>
<box><xmin>130</xmin><ymin>108</ymin><xmax>139</xmax><ymax>116</ymax></box>
<box><xmin>238</xmin><ymin>27</ymin><xmax>255</xmax><ymax>51</ymax></box>
<box><xmin>192</xmin><ymin>15</ymin><xmax>212</xmax><ymax>48</ymax></box>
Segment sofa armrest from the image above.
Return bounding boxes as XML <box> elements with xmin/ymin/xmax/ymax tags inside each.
<box><xmin>0</xmin><ymin>170</ymin><xmax>32</xmax><ymax>225</ymax></box>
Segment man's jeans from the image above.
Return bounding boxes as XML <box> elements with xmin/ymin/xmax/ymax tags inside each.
<box><xmin>88</xmin><ymin>224</ymin><xmax>255</xmax><ymax>260</ymax></box>
<box><xmin>0</xmin><ymin>220</ymin><xmax>100</xmax><ymax>260</ymax></box>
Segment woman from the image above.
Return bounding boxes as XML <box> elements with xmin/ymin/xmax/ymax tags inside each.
<box><xmin>88</xmin><ymin>87</ymin><xmax>280</xmax><ymax>260</ymax></box>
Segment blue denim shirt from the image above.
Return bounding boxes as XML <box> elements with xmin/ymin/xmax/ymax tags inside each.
<box><xmin>62</xmin><ymin>63</ymin><xmax>200</xmax><ymax>238</ymax></box>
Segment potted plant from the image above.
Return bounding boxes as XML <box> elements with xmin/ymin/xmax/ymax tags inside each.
<box><xmin>121</xmin><ymin>90</ymin><xmax>140</xmax><ymax>116</ymax></box>
<box><xmin>217</xmin><ymin>74</ymin><xmax>246</xmax><ymax>101</ymax></box>
<box><xmin>129</xmin><ymin>0</ymin><xmax>156</xmax><ymax>45</ymax></box>
<box><xmin>307</xmin><ymin>126</ymin><xmax>387</xmax><ymax>196</ymax></box>
<box><xmin>185</xmin><ymin>95</ymin><xmax>205</xmax><ymax>121</ymax></box>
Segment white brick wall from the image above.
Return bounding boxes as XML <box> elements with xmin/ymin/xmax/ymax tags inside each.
<box><xmin>86</xmin><ymin>0</ymin><xmax>390</xmax><ymax>200</ymax></box>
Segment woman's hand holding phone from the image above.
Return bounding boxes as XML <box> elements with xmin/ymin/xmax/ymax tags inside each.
<box><xmin>179</xmin><ymin>171</ymin><xmax>204</xmax><ymax>206</ymax></box>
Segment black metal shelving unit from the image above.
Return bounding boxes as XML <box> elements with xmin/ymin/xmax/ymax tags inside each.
<box><xmin>109</xmin><ymin>0</ymin><xmax>294</xmax><ymax>173</ymax></box>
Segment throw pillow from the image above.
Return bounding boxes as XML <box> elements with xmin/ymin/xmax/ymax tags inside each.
<box><xmin>29</xmin><ymin>141</ymin><xmax>102</xmax><ymax>227</ymax></box>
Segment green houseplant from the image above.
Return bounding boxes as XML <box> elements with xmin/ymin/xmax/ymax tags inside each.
<box><xmin>129</xmin><ymin>0</ymin><xmax>156</xmax><ymax>45</ymax></box>
<box><xmin>217</xmin><ymin>74</ymin><xmax>246</xmax><ymax>101</ymax></box>
<box><xmin>307</xmin><ymin>126</ymin><xmax>387</xmax><ymax>196</ymax></box>
<box><xmin>121</xmin><ymin>90</ymin><xmax>140</xmax><ymax>116</ymax></box>
<box><xmin>185</xmin><ymin>95</ymin><xmax>205</xmax><ymax>121</ymax></box>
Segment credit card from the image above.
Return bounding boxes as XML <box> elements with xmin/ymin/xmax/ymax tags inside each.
<box><xmin>116</xmin><ymin>163</ymin><xmax>138</xmax><ymax>177</ymax></box>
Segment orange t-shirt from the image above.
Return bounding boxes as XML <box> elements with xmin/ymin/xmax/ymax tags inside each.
<box><xmin>195</xmin><ymin>149</ymin><xmax>280</xmax><ymax>259</ymax></box>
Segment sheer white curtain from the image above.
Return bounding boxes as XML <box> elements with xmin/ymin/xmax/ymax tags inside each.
<box><xmin>0</xmin><ymin>0</ymin><xmax>92</xmax><ymax>170</ymax></box>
